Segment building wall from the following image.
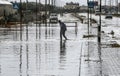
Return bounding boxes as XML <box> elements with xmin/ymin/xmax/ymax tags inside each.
<box><xmin>0</xmin><ymin>4</ymin><xmax>17</xmax><ymax>17</ymax></box>
<box><xmin>80</xmin><ymin>6</ymin><xmax>88</xmax><ymax>10</ymax></box>
<box><xmin>64</xmin><ymin>2</ymin><xmax>79</xmax><ymax>9</ymax></box>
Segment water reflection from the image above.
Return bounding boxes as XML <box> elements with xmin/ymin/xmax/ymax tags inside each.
<box><xmin>0</xmin><ymin>48</ymin><xmax>2</xmax><ymax>76</ymax></box>
<box><xmin>3</xmin><ymin>29</ymin><xmax>8</xmax><ymax>35</ymax></box>
<box><xmin>43</xmin><ymin>23</ymin><xmax>57</xmax><ymax>39</ymax></box>
<box><xmin>0</xmin><ymin>65</ymin><xmax>2</xmax><ymax>76</ymax></box>
<box><xmin>60</xmin><ymin>40</ymin><xmax>66</xmax><ymax>53</ymax></box>
<box><xmin>13</xmin><ymin>28</ymin><xmax>18</xmax><ymax>41</ymax></box>
<box><xmin>19</xmin><ymin>45</ymin><xmax>22</xmax><ymax>76</ymax></box>
<box><xmin>26</xmin><ymin>44</ymin><xmax>29</xmax><ymax>76</ymax></box>
<box><xmin>36</xmin><ymin>24</ymin><xmax>38</xmax><ymax>39</ymax></box>
<box><xmin>26</xmin><ymin>24</ymin><xmax>28</xmax><ymax>41</ymax></box>
<box><xmin>45</xmin><ymin>26</ymin><xmax>47</xmax><ymax>39</ymax></box>
<box><xmin>37</xmin><ymin>43</ymin><xmax>41</xmax><ymax>75</ymax></box>
<box><xmin>75</xmin><ymin>26</ymin><xmax>78</xmax><ymax>36</ymax></box>
<box><xmin>38</xmin><ymin>24</ymin><xmax>41</xmax><ymax>39</ymax></box>
<box><xmin>36</xmin><ymin>43</ymin><xmax>41</xmax><ymax>71</ymax></box>
<box><xmin>60</xmin><ymin>40</ymin><xmax>66</xmax><ymax>69</ymax></box>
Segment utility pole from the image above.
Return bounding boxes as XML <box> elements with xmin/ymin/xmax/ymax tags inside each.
<box><xmin>98</xmin><ymin>0</ymin><xmax>102</xmax><ymax>64</ymax></box>
<box><xmin>45</xmin><ymin>0</ymin><xmax>47</xmax><ymax>15</ymax></box>
<box><xmin>26</xmin><ymin>0</ymin><xmax>28</xmax><ymax>10</ymax></box>
<box><xmin>49</xmin><ymin>0</ymin><xmax>50</xmax><ymax>4</ymax></box>
<box><xmin>26</xmin><ymin>0</ymin><xmax>28</xmax><ymax>41</ymax></box>
<box><xmin>110</xmin><ymin>0</ymin><xmax>112</xmax><ymax>13</ymax></box>
<box><xmin>105</xmin><ymin>0</ymin><xmax>106</xmax><ymax>13</ymax></box>
<box><xmin>49</xmin><ymin>0</ymin><xmax>50</xmax><ymax>15</ymax></box>
<box><xmin>116</xmin><ymin>0</ymin><xmax>119</xmax><ymax>14</ymax></box>
<box><xmin>87</xmin><ymin>0</ymin><xmax>90</xmax><ymax>61</ymax></box>
<box><xmin>20</xmin><ymin>0</ymin><xmax>22</xmax><ymax>41</ymax></box>
<box><xmin>54</xmin><ymin>0</ymin><xmax>55</xmax><ymax>7</ymax></box>
<box><xmin>45</xmin><ymin>0</ymin><xmax>47</xmax><ymax>25</ymax></box>
<box><xmin>98</xmin><ymin>0</ymin><xmax>102</xmax><ymax>76</ymax></box>
<box><xmin>39</xmin><ymin>0</ymin><xmax>41</xmax><ymax>39</ymax></box>
<box><xmin>51</xmin><ymin>0</ymin><xmax>53</xmax><ymax>6</ymax></box>
<box><xmin>48</xmin><ymin>0</ymin><xmax>51</xmax><ymax>26</ymax></box>
<box><xmin>105</xmin><ymin>0</ymin><xmax>106</xmax><ymax>5</ymax></box>
<box><xmin>87</xmin><ymin>0</ymin><xmax>90</xmax><ymax>35</ymax></box>
<box><xmin>36</xmin><ymin>0</ymin><xmax>38</xmax><ymax>39</ymax></box>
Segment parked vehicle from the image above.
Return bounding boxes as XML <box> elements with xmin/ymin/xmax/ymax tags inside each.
<box><xmin>95</xmin><ymin>10</ymin><xmax>100</xmax><ymax>15</ymax></box>
<box><xmin>105</xmin><ymin>14</ymin><xmax>112</xmax><ymax>19</ymax></box>
<box><xmin>49</xmin><ymin>13</ymin><xmax>58</xmax><ymax>23</ymax></box>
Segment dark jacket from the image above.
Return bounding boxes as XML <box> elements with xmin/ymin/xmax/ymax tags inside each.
<box><xmin>59</xmin><ymin>22</ymin><xmax>67</xmax><ymax>31</ymax></box>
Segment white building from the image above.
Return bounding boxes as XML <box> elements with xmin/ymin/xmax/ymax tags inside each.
<box><xmin>64</xmin><ymin>2</ymin><xmax>79</xmax><ymax>9</ymax></box>
<box><xmin>80</xmin><ymin>5</ymin><xmax>88</xmax><ymax>10</ymax></box>
<box><xmin>0</xmin><ymin>0</ymin><xmax>16</xmax><ymax>17</ymax></box>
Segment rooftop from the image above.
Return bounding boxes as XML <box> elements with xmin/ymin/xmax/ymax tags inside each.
<box><xmin>0</xmin><ymin>0</ymin><xmax>12</xmax><ymax>5</ymax></box>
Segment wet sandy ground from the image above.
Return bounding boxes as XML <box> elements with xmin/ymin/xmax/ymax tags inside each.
<box><xmin>0</xmin><ymin>14</ymin><xmax>120</xmax><ymax>76</ymax></box>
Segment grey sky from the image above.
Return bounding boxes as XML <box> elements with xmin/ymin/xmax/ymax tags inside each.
<box><xmin>8</xmin><ymin>0</ymin><xmax>119</xmax><ymax>6</ymax></box>
<box><xmin>8</xmin><ymin>0</ymin><xmax>87</xmax><ymax>6</ymax></box>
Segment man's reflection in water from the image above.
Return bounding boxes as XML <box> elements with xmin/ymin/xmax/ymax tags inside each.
<box><xmin>60</xmin><ymin>40</ymin><xmax>66</xmax><ymax>68</ymax></box>
<box><xmin>60</xmin><ymin>40</ymin><xmax>66</xmax><ymax>56</ymax></box>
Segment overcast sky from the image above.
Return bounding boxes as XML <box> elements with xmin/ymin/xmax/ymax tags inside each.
<box><xmin>8</xmin><ymin>0</ymin><xmax>119</xmax><ymax>6</ymax></box>
<box><xmin>8</xmin><ymin>0</ymin><xmax>87</xmax><ymax>6</ymax></box>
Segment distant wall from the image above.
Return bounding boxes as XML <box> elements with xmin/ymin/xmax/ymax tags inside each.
<box><xmin>0</xmin><ymin>4</ymin><xmax>17</xmax><ymax>17</ymax></box>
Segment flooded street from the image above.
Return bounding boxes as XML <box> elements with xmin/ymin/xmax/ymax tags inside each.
<box><xmin>0</xmin><ymin>14</ymin><xmax>86</xmax><ymax>76</ymax></box>
<box><xmin>0</xmin><ymin>14</ymin><xmax>120</xmax><ymax>76</ymax></box>
<box><xmin>1</xmin><ymin>0</ymin><xmax>120</xmax><ymax>75</ymax></box>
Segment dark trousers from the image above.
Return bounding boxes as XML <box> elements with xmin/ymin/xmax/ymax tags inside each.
<box><xmin>60</xmin><ymin>30</ymin><xmax>67</xmax><ymax>40</ymax></box>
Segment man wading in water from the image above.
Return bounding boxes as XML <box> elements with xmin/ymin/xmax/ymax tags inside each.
<box><xmin>58</xmin><ymin>20</ymin><xmax>67</xmax><ymax>40</ymax></box>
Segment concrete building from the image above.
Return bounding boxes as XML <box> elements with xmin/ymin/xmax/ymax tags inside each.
<box><xmin>64</xmin><ymin>2</ymin><xmax>79</xmax><ymax>9</ymax></box>
<box><xmin>80</xmin><ymin>5</ymin><xmax>88</xmax><ymax>12</ymax></box>
<box><xmin>0</xmin><ymin>0</ymin><xmax>16</xmax><ymax>18</ymax></box>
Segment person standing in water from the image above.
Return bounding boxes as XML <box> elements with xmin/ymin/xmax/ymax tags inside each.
<box><xmin>58</xmin><ymin>20</ymin><xmax>67</xmax><ymax>40</ymax></box>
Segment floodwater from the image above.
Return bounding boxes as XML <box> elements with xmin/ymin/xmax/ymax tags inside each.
<box><xmin>0</xmin><ymin>13</ymin><xmax>120</xmax><ymax>76</ymax></box>
<box><xmin>0</xmin><ymin>16</ymin><xmax>86</xmax><ymax>76</ymax></box>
